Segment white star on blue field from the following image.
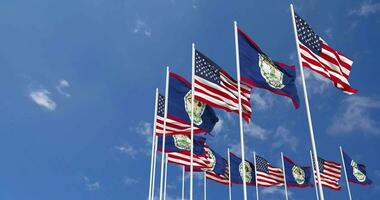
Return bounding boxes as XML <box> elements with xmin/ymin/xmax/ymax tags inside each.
<box><xmin>1</xmin><ymin>0</ymin><xmax>380</xmax><ymax>199</ymax></box>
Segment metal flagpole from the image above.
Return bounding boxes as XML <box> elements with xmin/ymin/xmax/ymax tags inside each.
<box><xmin>281</xmin><ymin>152</ymin><xmax>289</xmax><ymax>200</ymax></box>
<box><xmin>310</xmin><ymin>150</ymin><xmax>320</xmax><ymax>200</ymax></box>
<box><xmin>204</xmin><ymin>172</ymin><xmax>207</xmax><ymax>200</ymax></box>
<box><xmin>164</xmin><ymin>156</ymin><xmax>168</xmax><ymax>200</ymax></box>
<box><xmin>340</xmin><ymin>146</ymin><xmax>353</xmax><ymax>200</ymax></box>
<box><xmin>148</xmin><ymin>89</ymin><xmax>159</xmax><ymax>200</ymax></box>
<box><xmin>159</xmin><ymin>66</ymin><xmax>170</xmax><ymax>200</ymax></box>
<box><xmin>182</xmin><ymin>166</ymin><xmax>185</xmax><ymax>200</ymax></box>
<box><xmin>233</xmin><ymin>20</ymin><xmax>248</xmax><ymax>200</ymax></box>
<box><xmin>151</xmin><ymin>133</ymin><xmax>159</xmax><ymax>200</ymax></box>
<box><xmin>290</xmin><ymin>4</ymin><xmax>325</xmax><ymax>200</ymax></box>
<box><xmin>228</xmin><ymin>148</ymin><xmax>232</xmax><ymax>200</ymax></box>
<box><xmin>253</xmin><ymin>151</ymin><xmax>259</xmax><ymax>200</ymax></box>
<box><xmin>190</xmin><ymin>43</ymin><xmax>196</xmax><ymax>200</ymax></box>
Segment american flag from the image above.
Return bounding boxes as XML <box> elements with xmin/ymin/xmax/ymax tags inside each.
<box><xmin>166</xmin><ymin>145</ymin><xmax>213</xmax><ymax>170</ymax></box>
<box><xmin>294</xmin><ymin>12</ymin><xmax>357</xmax><ymax>95</ymax></box>
<box><xmin>255</xmin><ymin>155</ymin><xmax>284</xmax><ymax>186</ymax></box>
<box><xmin>314</xmin><ymin>157</ymin><xmax>342</xmax><ymax>190</ymax></box>
<box><xmin>155</xmin><ymin>94</ymin><xmax>201</xmax><ymax>136</ymax></box>
<box><xmin>205</xmin><ymin>171</ymin><xmax>230</xmax><ymax>185</ymax></box>
<box><xmin>194</xmin><ymin>50</ymin><xmax>252</xmax><ymax>122</ymax></box>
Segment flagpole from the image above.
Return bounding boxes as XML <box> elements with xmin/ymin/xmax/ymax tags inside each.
<box><xmin>190</xmin><ymin>42</ymin><xmax>196</xmax><ymax>200</ymax></box>
<box><xmin>148</xmin><ymin>89</ymin><xmax>159</xmax><ymax>200</ymax></box>
<box><xmin>159</xmin><ymin>66</ymin><xmax>170</xmax><ymax>200</ymax></box>
<box><xmin>182</xmin><ymin>166</ymin><xmax>185</xmax><ymax>200</ymax></box>
<box><xmin>281</xmin><ymin>152</ymin><xmax>289</xmax><ymax>200</ymax></box>
<box><xmin>233</xmin><ymin>20</ymin><xmax>248</xmax><ymax>200</ymax></box>
<box><xmin>204</xmin><ymin>172</ymin><xmax>207</xmax><ymax>200</ymax></box>
<box><xmin>253</xmin><ymin>151</ymin><xmax>259</xmax><ymax>200</ymax></box>
<box><xmin>164</xmin><ymin>156</ymin><xmax>168</xmax><ymax>200</ymax></box>
<box><xmin>228</xmin><ymin>148</ymin><xmax>232</xmax><ymax>200</ymax></box>
<box><xmin>151</xmin><ymin>133</ymin><xmax>159</xmax><ymax>200</ymax></box>
<box><xmin>290</xmin><ymin>4</ymin><xmax>325</xmax><ymax>200</ymax></box>
<box><xmin>340</xmin><ymin>146</ymin><xmax>353</xmax><ymax>200</ymax></box>
<box><xmin>148</xmin><ymin>88</ymin><xmax>158</xmax><ymax>199</ymax></box>
<box><xmin>310</xmin><ymin>150</ymin><xmax>320</xmax><ymax>200</ymax></box>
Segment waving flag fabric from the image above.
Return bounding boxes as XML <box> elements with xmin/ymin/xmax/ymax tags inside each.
<box><xmin>155</xmin><ymin>93</ymin><xmax>200</xmax><ymax>136</ymax></box>
<box><xmin>342</xmin><ymin>150</ymin><xmax>372</xmax><ymax>185</ymax></box>
<box><xmin>156</xmin><ymin>73</ymin><xmax>219</xmax><ymax>136</ymax></box>
<box><xmin>194</xmin><ymin>50</ymin><xmax>252</xmax><ymax>122</ymax></box>
<box><xmin>294</xmin><ymin>12</ymin><xmax>357</xmax><ymax>94</ymax></box>
<box><xmin>229</xmin><ymin>152</ymin><xmax>256</xmax><ymax>185</ymax></box>
<box><xmin>238</xmin><ymin>28</ymin><xmax>300</xmax><ymax>108</ymax></box>
<box><xmin>255</xmin><ymin>155</ymin><xmax>284</xmax><ymax>186</ymax></box>
<box><xmin>156</xmin><ymin>134</ymin><xmax>205</xmax><ymax>154</ymax></box>
<box><xmin>283</xmin><ymin>156</ymin><xmax>313</xmax><ymax>188</ymax></box>
<box><xmin>314</xmin><ymin>157</ymin><xmax>342</xmax><ymax>190</ymax></box>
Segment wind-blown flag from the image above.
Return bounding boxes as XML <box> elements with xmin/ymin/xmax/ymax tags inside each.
<box><xmin>293</xmin><ymin>12</ymin><xmax>357</xmax><ymax>94</ymax></box>
<box><xmin>156</xmin><ymin>134</ymin><xmax>205</xmax><ymax>154</ymax></box>
<box><xmin>156</xmin><ymin>73</ymin><xmax>219</xmax><ymax>136</ymax></box>
<box><xmin>229</xmin><ymin>152</ymin><xmax>256</xmax><ymax>185</ymax></box>
<box><xmin>194</xmin><ymin>50</ymin><xmax>252</xmax><ymax>122</ymax></box>
<box><xmin>283</xmin><ymin>156</ymin><xmax>313</xmax><ymax>188</ymax></box>
<box><xmin>342</xmin><ymin>150</ymin><xmax>372</xmax><ymax>185</ymax></box>
<box><xmin>238</xmin><ymin>28</ymin><xmax>300</xmax><ymax>108</ymax></box>
<box><xmin>314</xmin><ymin>157</ymin><xmax>342</xmax><ymax>190</ymax></box>
<box><xmin>255</xmin><ymin>155</ymin><xmax>284</xmax><ymax>186</ymax></box>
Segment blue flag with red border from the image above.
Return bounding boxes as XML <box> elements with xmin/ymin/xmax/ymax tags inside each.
<box><xmin>157</xmin><ymin>134</ymin><xmax>206</xmax><ymax>155</ymax></box>
<box><xmin>238</xmin><ymin>28</ymin><xmax>300</xmax><ymax>108</ymax></box>
<box><xmin>168</xmin><ymin>72</ymin><xmax>219</xmax><ymax>134</ymax></box>
<box><xmin>229</xmin><ymin>152</ymin><xmax>256</xmax><ymax>185</ymax></box>
<box><xmin>283</xmin><ymin>156</ymin><xmax>313</xmax><ymax>188</ymax></box>
<box><xmin>342</xmin><ymin>150</ymin><xmax>372</xmax><ymax>185</ymax></box>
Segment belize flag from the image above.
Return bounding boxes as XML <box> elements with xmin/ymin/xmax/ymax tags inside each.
<box><xmin>167</xmin><ymin>72</ymin><xmax>219</xmax><ymax>135</ymax></box>
<box><xmin>238</xmin><ymin>28</ymin><xmax>300</xmax><ymax>108</ymax></box>
<box><xmin>156</xmin><ymin>134</ymin><xmax>206</xmax><ymax>155</ymax></box>
<box><xmin>229</xmin><ymin>152</ymin><xmax>256</xmax><ymax>185</ymax></box>
<box><xmin>283</xmin><ymin>156</ymin><xmax>313</xmax><ymax>188</ymax></box>
<box><xmin>342</xmin><ymin>150</ymin><xmax>372</xmax><ymax>185</ymax></box>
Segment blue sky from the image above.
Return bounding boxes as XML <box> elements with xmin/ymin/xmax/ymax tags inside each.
<box><xmin>0</xmin><ymin>0</ymin><xmax>380</xmax><ymax>199</ymax></box>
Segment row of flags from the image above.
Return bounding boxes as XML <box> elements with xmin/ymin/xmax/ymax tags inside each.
<box><xmin>148</xmin><ymin>4</ymin><xmax>369</xmax><ymax>200</ymax></box>
<box><xmin>157</xmin><ymin>134</ymin><xmax>372</xmax><ymax>189</ymax></box>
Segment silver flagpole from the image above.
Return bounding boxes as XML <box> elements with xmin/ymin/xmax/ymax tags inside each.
<box><xmin>310</xmin><ymin>150</ymin><xmax>320</xmax><ymax>200</ymax></box>
<box><xmin>159</xmin><ymin>66</ymin><xmax>170</xmax><ymax>200</ymax></box>
<box><xmin>148</xmin><ymin>89</ymin><xmax>159</xmax><ymax>200</ymax></box>
<box><xmin>340</xmin><ymin>146</ymin><xmax>353</xmax><ymax>200</ymax></box>
<box><xmin>290</xmin><ymin>4</ymin><xmax>325</xmax><ymax>200</ymax></box>
<box><xmin>233</xmin><ymin>20</ymin><xmax>248</xmax><ymax>200</ymax></box>
<box><xmin>164</xmin><ymin>156</ymin><xmax>168</xmax><ymax>200</ymax></box>
<box><xmin>151</xmin><ymin>133</ymin><xmax>158</xmax><ymax>200</ymax></box>
<box><xmin>182</xmin><ymin>166</ymin><xmax>185</xmax><ymax>200</ymax></box>
<box><xmin>190</xmin><ymin>43</ymin><xmax>195</xmax><ymax>200</ymax></box>
<box><xmin>228</xmin><ymin>148</ymin><xmax>232</xmax><ymax>200</ymax></box>
<box><xmin>253</xmin><ymin>151</ymin><xmax>259</xmax><ymax>200</ymax></box>
<box><xmin>204</xmin><ymin>172</ymin><xmax>207</xmax><ymax>200</ymax></box>
<box><xmin>281</xmin><ymin>152</ymin><xmax>289</xmax><ymax>200</ymax></box>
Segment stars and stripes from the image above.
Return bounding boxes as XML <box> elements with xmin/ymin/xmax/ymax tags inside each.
<box><xmin>314</xmin><ymin>157</ymin><xmax>342</xmax><ymax>190</ymax></box>
<box><xmin>255</xmin><ymin>155</ymin><xmax>284</xmax><ymax>186</ymax></box>
<box><xmin>294</xmin><ymin>12</ymin><xmax>358</xmax><ymax>95</ymax></box>
<box><xmin>155</xmin><ymin>94</ymin><xmax>201</xmax><ymax>136</ymax></box>
<box><xmin>205</xmin><ymin>171</ymin><xmax>230</xmax><ymax>185</ymax></box>
<box><xmin>166</xmin><ymin>145</ymin><xmax>213</xmax><ymax>170</ymax></box>
<box><xmin>194</xmin><ymin>50</ymin><xmax>252</xmax><ymax>122</ymax></box>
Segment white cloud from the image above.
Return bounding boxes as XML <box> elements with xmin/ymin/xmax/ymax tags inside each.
<box><xmin>123</xmin><ymin>176</ymin><xmax>139</xmax><ymax>185</ymax></box>
<box><xmin>83</xmin><ymin>176</ymin><xmax>100</xmax><ymax>191</ymax></box>
<box><xmin>136</xmin><ymin>121</ymin><xmax>153</xmax><ymax>143</ymax></box>
<box><xmin>29</xmin><ymin>89</ymin><xmax>57</xmax><ymax>111</ymax></box>
<box><xmin>251</xmin><ymin>91</ymin><xmax>274</xmax><ymax>111</ymax></box>
<box><xmin>115</xmin><ymin>144</ymin><xmax>137</xmax><ymax>158</ymax></box>
<box><xmin>328</xmin><ymin>96</ymin><xmax>380</xmax><ymax>135</ymax></box>
<box><xmin>132</xmin><ymin>19</ymin><xmax>152</xmax><ymax>37</ymax></box>
<box><xmin>56</xmin><ymin>79</ymin><xmax>71</xmax><ymax>97</ymax></box>
<box><xmin>244</xmin><ymin>123</ymin><xmax>270</xmax><ymax>140</ymax></box>
<box><xmin>272</xmin><ymin>126</ymin><xmax>298</xmax><ymax>152</ymax></box>
<box><xmin>301</xmin><ymin>69</ymin><xmax>330</xmax><ymax>94</ymax></box>
<box><xmin>261</xmin><ymin>186</ymin><xmax>293</xmax><ymax>198</ymax></box>
<box><xmin>349</xmin><ymin>1</ymin><xmax>380</xmax><ymax>16</ymax></box>
<box><xmin>324</xmin><ymin>28</ymin><xmax>333</xmax><ymax>40</ymax></box>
